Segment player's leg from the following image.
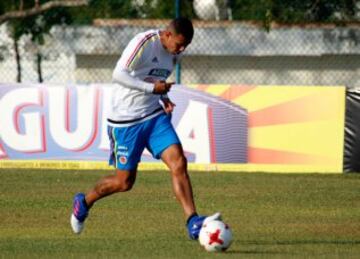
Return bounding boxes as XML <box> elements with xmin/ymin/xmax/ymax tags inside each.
<box><xmin>71</xmin><ymin>169</ymin><xmax>137</xmax><ymax>234</ymax></box>
<box><xmin>71</xmin><ymin>124</ymin><xmax>146</xmax><ymax>234</ymax></box>
<box><xmin>146</xmin><ymin>113</ymin><xmax>195</xmax><ymax>218</ymax></box>
<box><xmin>85</xmin><ymin>168</ymin><xmax>137</xmax><ymax>207</ymax></box>
<box><xmin>147</xmin><ymin>113</ymin><xmax>221</xmax><ymax>240</ymax></box>
<box><xmin>161</xmin><ymin>147</ymin><xmax>222</xmax><ymax>239</ymax></box>
<box><xmin>160</xmin><ymin>143</ymin><xmax>196</xmax><ymax>218</ymax></box>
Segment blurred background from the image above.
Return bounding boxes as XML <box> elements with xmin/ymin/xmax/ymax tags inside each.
<box><xmin>0</xmin><ymin>0</ymin><xmax>359</xmax><ymax>86</ymax></box>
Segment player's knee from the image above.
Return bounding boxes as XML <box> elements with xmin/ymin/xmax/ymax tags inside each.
<box><xmin>114</xmin><ymin>180</ymin><xmax>133</xmax><ymax>192</ymax></box>
<box><xmin>113</xmin><ymin>169</ymin><xmax>136</xmax><ymax>192</ymax></box>
<box><xmin>123</xmin><ymin>181</ymin><xmax>134</xmax><ymax>191</ymax></box>
<box><xmin>171</xmin><ymin>154</ymin><xmax>187</xmax><ymax>174</ymax></box>
<box><xmin>113</xmin><ymin>177</ymin><xmax>134</xmax><ymax>192</ymax></box>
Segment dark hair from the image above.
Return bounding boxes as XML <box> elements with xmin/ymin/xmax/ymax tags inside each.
<box><xmin>171</xmin><ymin>17</ymin><xmax>194</xmax><ymax>43</ymax></box>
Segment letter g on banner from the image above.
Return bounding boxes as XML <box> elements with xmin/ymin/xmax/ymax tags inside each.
<box><xmin>0</xmin><ymin>87</ymin><xmax>46</xmax><ymax>153</ymax></box>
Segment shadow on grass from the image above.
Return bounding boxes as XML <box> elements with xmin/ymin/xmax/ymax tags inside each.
<box><xmin>241</xmin><ymin>240</ymin><xmax>360</xmax><ymax>245</ymax></box>
<box><xmin>224</xmin><ymin>240</ymin><xmax>360</xmax><ymax>256</ymax></box>
<box><xmin>227</xmin><ymin>249</ymin><xmax>294</xmax><ymax>255</ymax></box>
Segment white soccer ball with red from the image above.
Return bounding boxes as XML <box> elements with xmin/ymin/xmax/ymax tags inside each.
<box><xmin>199</xmin><ymin>220</ymin><xmax>233</xmax><ymax>252</ymax></box>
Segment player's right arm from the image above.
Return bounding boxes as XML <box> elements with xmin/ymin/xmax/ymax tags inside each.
<box><xmin>112</xmin><ymin>33</ymin><xmax>172</xmax><ymax>95</ymax></box>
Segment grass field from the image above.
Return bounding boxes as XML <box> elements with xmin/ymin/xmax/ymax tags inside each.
<box><xmin>0</xmin><ymin>169</ymin><xmax>359</xmax><ymax>258</ymax></box>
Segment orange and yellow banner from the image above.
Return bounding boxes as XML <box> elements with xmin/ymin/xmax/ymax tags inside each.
<box><xmin>188</xmin><ymin>84</ymin><xmax>345</xmax><ymax>173</ymax></box>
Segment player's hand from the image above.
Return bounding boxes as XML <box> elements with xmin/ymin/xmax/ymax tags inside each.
<box><xmin>153</xmin><ymin>81</ymin><xmax>174</xmax><ymax>94</ymax></box>
<box><xmin>162</xmin><ymin>98</ymin><xmax>176</xmax><ymax>114</ymax></box>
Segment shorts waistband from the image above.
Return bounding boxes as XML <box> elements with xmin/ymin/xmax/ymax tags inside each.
<box><xmin>107</xmin><ymin>107</ymin><xmax>164</xmax><ymax>127</ymax></box>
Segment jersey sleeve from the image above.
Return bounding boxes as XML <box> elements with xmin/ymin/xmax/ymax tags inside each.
<box><xmin>112</xmin><ymin>69</ymin><xmax>154</xmax><ymax>93</ymax></box>
<box><xmin>116</xmin><ymin>32</ymin><xmax>157</xmax><ymax>71</ymax></box>
<box><xmin>112</xmin><ymin>32</ymin><xmax>158</xmax><ymax>93</ymax></box>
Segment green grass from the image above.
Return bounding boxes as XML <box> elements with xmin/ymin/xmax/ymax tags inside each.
<box><xmin>0</xmin><ymin>169</ymin><xmax>359</xmax><ymax>258</ymax></box>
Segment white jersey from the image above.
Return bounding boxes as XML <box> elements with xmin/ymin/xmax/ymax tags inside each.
<box><xmin>108</xmin><ymin>29</ymin><xmax>180</xmax><ymax>127</ymax></box>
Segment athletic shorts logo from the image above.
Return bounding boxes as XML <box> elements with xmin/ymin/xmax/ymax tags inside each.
<box><xmin>117</xmin><ymin>151</ymin><xmax>129</xmax><ymax>156</ymax></box>
<box><xmin>119</xmin><ymin>156</ymin><xmax>127</xmax><ymax>165</ymax></box>
<box><xmin>118</xmin><ymin>145</ymin><xmax>128</xmax><ymax>150</ymax></box>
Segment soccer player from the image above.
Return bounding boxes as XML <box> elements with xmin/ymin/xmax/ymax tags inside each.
<box><xmin>70</xmin><ymin>17</ymin><xmax>220</xmax><ymax>239</ymax></box>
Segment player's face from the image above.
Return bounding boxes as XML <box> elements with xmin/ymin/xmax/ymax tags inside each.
<box><xmin>166</xmin><ymin>32</ymin><xmax>190</xmax><ymax>55</ymax></box>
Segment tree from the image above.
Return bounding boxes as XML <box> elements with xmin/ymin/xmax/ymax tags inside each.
<box><xmin>67</xmin><ymin>0</ymin><xmax>138</xmax><ymax>24</ymax></box>
<box><xmin>230</xmin><ymin>0</ymin><xmax>359</xmax><ymax>26</ymax></box>
<box><xmin>15</xmin><ymin>7</ymin><xmax>72</xmax><ymax>82</ymax></box>
<box><xmin>7</xmin><ymin>20</ymin><xmax>26</xmax><ymax>82</ymax></box>
<box><xmin>0</xmin><ymin>0</ymin><xmax>88</xmax><ymax>82</ymax></box>
<box><xmin>132</xmin><ymin>0</ymin><xmax>194</xmax><ymax>19</ymax></box>
<box><xmin>0</xmin><ymin>0</ymin><xmax>88</xmax><ymax>24</ymax></box>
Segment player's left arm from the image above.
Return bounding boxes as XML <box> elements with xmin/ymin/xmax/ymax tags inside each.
<box><xmin>161</xmin><ymin>94</ymin><xmax>176</xmax><ymax>114</ymax></box>
<box><xmin>159</xmin><ymin>53</ymin><xmax>183</xmax><ymax>113</ymax></box>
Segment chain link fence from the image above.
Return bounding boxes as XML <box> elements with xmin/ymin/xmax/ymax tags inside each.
<box><xmin>0</xmin><ymin>1</ymin><xmax>359</xmax><ymax>87</ymax></box>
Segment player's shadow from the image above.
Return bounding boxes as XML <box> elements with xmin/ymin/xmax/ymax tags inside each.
<box><xmin>243</xmin><ymin>240</ymin><xmax>360</xmax><ymax>245</ymax></box>
<box><xmin>226</xmin><ymin>250</ymin><xmax>290</xmax><ymax>255</ymax></box>
<box><xmin>225</xmin><ymin>239</ymin><xmax>360</xmax><ymax>255</ymax></box>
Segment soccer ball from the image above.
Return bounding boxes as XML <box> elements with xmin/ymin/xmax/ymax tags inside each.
<box><xmin>199</xmin><ymin>220</ymin><xmax>233</xmax><ymax>252</ymax></box>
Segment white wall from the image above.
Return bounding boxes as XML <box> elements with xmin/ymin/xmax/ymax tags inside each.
<box><xmin>181</xmin><ymin>55</ymin><xmax>360</xmax><ymax>86</ymax></box>
<box><xmin>72</xmin><ymin>54</ymin><xmax>360</xmax><ymax>87</ymax></box>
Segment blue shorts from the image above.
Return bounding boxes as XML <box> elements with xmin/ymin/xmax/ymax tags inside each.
<box><xmin>108</xmin><ymin>113</ymin><xmax>181</xmax><ymax>170</ymax></box>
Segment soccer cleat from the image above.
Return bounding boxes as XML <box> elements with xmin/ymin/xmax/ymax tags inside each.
<box><xmin>187</xmin><ymin>212</ymin><xmax>222</xmax><ymax>240</ymax></box>
<box><xmin>70</xmin><ymin>193</ymin><xmax>89</xmax><ymax>234</ymax></box>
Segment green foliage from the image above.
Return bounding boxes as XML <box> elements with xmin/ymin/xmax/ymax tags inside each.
<box><xmin>2</xmin><ymin>1</ymin><xmax>74</xmax><ymax>83</ymax></box>
<box><xmin>4</xmin><ymin>1</ymin><xmax>72</xmax><ymax>45</ymax></box>
<box><xmin>0</xmin><ymin>0</ymin><xmax>38</xmax><ymax>15</ymax></box>
<box><xmin>68</xmin><ymin>0</ymin><xmax>138</xmax><ymax>24</ymax></box>
<box><xmin>231</xmin><ymin>0</ymin><xmax>271</xmax><ymax>21</ymax></box>
<box><xmin>66</xmin><ymin>0</ymin><xmax>195</xmax><ymax>24</ymax></box>
<box><xmin>137</xmin><ymin>0</ymin><xmax>195</xmax><ymax>19</ymax></box>
<box><xmin>15</xmin><ymin>8</ymin><xmax>72</xmax><ymax>45</ymax></box>
<box><xmin>269</xmin><ymin>0</ymin><xmax>358</xmax><ymax>23</ymax></box>
<box><xmin>231</xmin><ymin>0</ymin><xmax>358</xmax><ymax>24</ymax></box>
<box><xmin>2</xmin><ymin>0</ymin><xmax>356</xmax><ymax>27</ymax></box>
